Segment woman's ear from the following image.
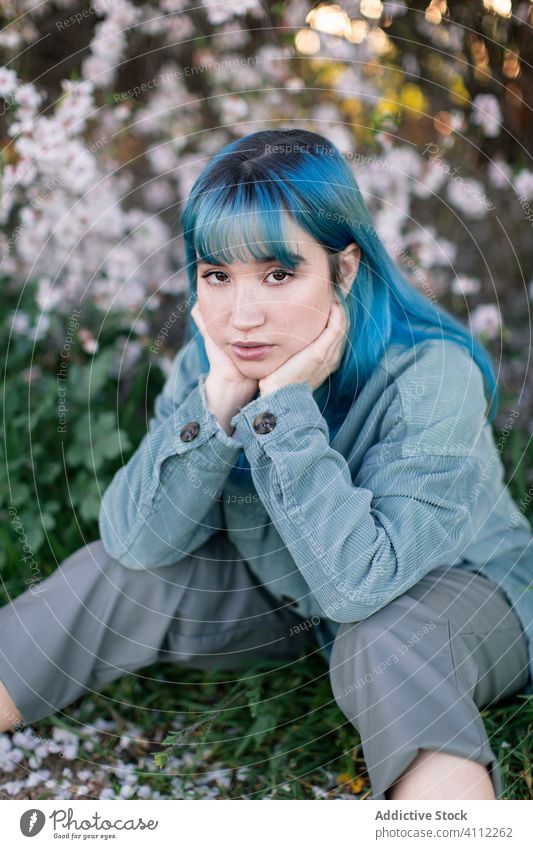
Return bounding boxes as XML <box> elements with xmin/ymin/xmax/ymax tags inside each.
<box><xmin>338</xmin><ymin>242</ymin><xmax>361</xmax><ymax>296</ymax></box>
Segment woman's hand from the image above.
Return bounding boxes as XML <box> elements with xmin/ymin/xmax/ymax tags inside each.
<box><xmin>191</xmin><ymin>302</ymin><xmax>259</xmax><ymax>434</ymax></box>
<box><xmin>258</xmin><ymin>295</ymin><xmax>348</xmax><ymax>396</ymax></box>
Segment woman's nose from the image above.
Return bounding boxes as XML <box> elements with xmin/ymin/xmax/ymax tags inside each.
<box><xmin>229</xmin><ymin>300</ymin><xmax>267</xmax><ymax>330</ymax></box>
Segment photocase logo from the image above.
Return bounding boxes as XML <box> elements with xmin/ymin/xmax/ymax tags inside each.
<box><xmin>19</xmin><ymin>806</ymin><xmax>160</xmax><ymax>837</ymax></box>
<box><xmin>20</xmin><ymin>809</ymin><xmax>46</xmax><ymax>836</ymax></box>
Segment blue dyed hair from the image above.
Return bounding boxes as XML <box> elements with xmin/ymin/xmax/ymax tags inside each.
<box><xmin>180</xmin><ymin>128</ymin><xmax>498</xmax><ymax>484</ymax></box>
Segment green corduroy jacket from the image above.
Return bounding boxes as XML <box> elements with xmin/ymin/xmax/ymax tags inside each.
<box><xmin>98</xmin><ymin>336</ymin><xmax>533</xmax><ymax>694</ymax></box>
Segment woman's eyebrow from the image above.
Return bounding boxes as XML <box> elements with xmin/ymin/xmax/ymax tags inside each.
<box><xmin>197</xmin><ymin>254</ymin><xmax>308</xmax><ymax>267</ymax></box>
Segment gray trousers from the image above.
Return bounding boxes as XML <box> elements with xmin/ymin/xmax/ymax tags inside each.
<box><xmin>0</xmin><ymin>531</ymin><xmax>530</xmax><ymax>799</ymax></box>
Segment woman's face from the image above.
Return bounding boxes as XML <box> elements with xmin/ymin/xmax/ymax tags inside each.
<box><xmin>196</xmin><ymin>222</ymin><xmax>358</xmax><ymax>380</ymax></box>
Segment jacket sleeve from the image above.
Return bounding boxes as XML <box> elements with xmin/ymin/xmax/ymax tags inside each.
<box><xmin>98</xmin><ymin>343</ymin><xmax>243</xmax><ymax>569</ymax></box>
<box><xmin>229</xmin><ymin>366</ymin><xmax>487</xmax><ymax>622</ymax></box>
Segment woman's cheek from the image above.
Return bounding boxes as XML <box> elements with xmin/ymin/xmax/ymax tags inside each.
<box><xmin>275</xmin><ymin>300</ymin><xmax>319</xmax><ymax>340</ymax></box>
<box><xmin>299</xmin><ymin>312</ymin><xmax>330</xmax><ymax>347</ymax></box>
<box><xmin>201</xmin><ymin>311</ymin><xmax>226</xmax><ymax>342</ymax></box>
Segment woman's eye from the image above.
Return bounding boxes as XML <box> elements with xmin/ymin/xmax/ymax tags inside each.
<box><xmin>266</xmin><ymin>268</ymin><xmax>294</xmax><ymax>284</ymax></box>
<box><xmin>201</xmin><ymin>271</ymin><xmax>228</xmax><ymax>285</ymax></box>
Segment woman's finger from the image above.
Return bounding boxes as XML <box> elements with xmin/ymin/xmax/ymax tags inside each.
<box><xmin>191</xmin><ymin>304</ymin><xmax>205</xmax><ymax>333</ymax></box>
<box><xmin>324</xmin><ymin>298</ymin><xmax>346</xmax><ymax>345</ymax></box>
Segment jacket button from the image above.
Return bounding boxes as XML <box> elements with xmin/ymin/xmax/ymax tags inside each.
<box><xmin>179</xmin><ymin>421</ymin><xmax>200</xmax><ymax>442</ymax></box>
<box><xmin>252</xmin><ymin>412</ymin><xmax>276</xmax><ymax>434</ymax></box>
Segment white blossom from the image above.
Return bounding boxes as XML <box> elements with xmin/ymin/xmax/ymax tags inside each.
<box><xmin>203</xmin><ymin>0</ymin><xmax>263</xmax><ymax>25</ymax></box>
<box><xmin>447</xmin><ymin>177</ymin><xmax>489</xmax><ymax>219</ymax></box>
<box><xmin>413</xmin><ymin>159</ymin><xmax>448</xmax><ymax>198</ymax></box>
<box><xmin>108</xmin><ymin>0</ymin><xmax>141</xmax><ymax>28</ymax></box>
<box><xmin>15</xmin><ymin>82</ymin><xmax>42</xmax><ymax>114</ymax></box>
<box><xmin>75</xmin><ymin>785</ymin><xmax>90</xmax><ymax>796</ymax></box>
<box><xmin>25</xmin><ymin>769</ymin><xmax>51</xmax><ymax>788</ymax></box>
<box><xmin>216</xmin><ymin>23</ymin><xmax>251</xmax><ymax>49</ymax></box>
<box><xmin>0</xmin><ymin>780</ymin><xmax>24</xmax><ymax>795</ymax></box>
<box><xmin>403</xmin><ymin>226</ymin><xmax>457</xmax><ymax>269</ymax></box>
<box><xmin>137</xmin><ymin>784</ymin><xmax>152</xmax><ymax>798</ymax></box>
<box><xmin>283</xmin><ymin>0</ymin><xmax>313</xmax><ymax>27</ymax></box>
<box><xmin>52</xmin><ymin>727</ymin><xmax>80</xmax><ymax>760</ymax></box>
<box><xmin>100</xmin><ymin>787</ymin><xmax>115</xmax><ymax>799</ymax></box>
<box><xmin>471</xmin><ymin>94</ymin><xmax>502</xmax><ymax>138</ymax></box>
<box><xmin>11</xmin><ymin>730</ymin><xmax>40</xmax><ymax>751</ymax></box>
<box><xmin>0</xmin><ymin>66</ymin><xmax>18</xmax><ymax>97</ymax></box>
<box><xmin>469</xmin><ymin>303</ymin><xmax>502</xmax><ymax>339</ymax></box>
<box><xmin>514</xmin><ymin>169</ymin><xmax>533</xmax><ymax>201</ymax></box>
<box><xmin>163</xmin><ymin>14</ymin><xmax>196</xmax><ymax>42</ymax></box>
<box><xmin>0</xmin><ymin>29</ymin><xmax>23</xmax><ymax>50</ymax></box>
<box><xmin>161</xmin><ymin>0</ymin><xmax>189</xmax><ymax>10</ymax></box>
<box><xmin>383</xmin><ymin>0</ymin><xmax>408</xmax><ymax>16</ymax></box>
<box><xmin>488</xmin><ymin>157</ymin><xmax>512</xmax><ymax>189</ymax></box>
<box><xmin>81</xmin><ymin>54</ymin><xmax>117</xmax><ymax>88</ymax></box>
<box><xmin>220</xmin><ymin>94</ymin><xmax>249</xmax><ymax>124</ymax></box>
<box><xmin>451</xmin><ymin>274</ymin><xmax>481</xmax><ymax>296</ymax></box>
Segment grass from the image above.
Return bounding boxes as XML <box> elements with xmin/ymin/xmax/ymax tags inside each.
<box><xmin>3</xmin><ymin>652</ymin><xmax>532</xmax><ymax>800</ymax></box>
<box><xmin>1</xmin><ymin>655</ymin><xmax>370</xmax><ymax>800</ymax></box>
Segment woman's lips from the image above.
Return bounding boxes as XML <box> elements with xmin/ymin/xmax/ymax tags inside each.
<box><xmin>231</xmin><ymin>344</ymin><xmax>274</xmax><ymax>360</ymax></box>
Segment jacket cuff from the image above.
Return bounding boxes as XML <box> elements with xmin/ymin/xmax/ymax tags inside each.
<box><xmin>230</xmin><ymin>381</ymin><xmax>329</xmax><ymax>462</ymax></box>
<box><xmin>172</xmin><ymin>374</ymin><xmax>244</xmax><ymax>457</ymax></box>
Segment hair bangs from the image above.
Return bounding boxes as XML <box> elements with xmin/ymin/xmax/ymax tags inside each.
<box><xmin>190</xmin><ymin>180</ymin><xmax>306</xmax><ymax>270</ymax></box>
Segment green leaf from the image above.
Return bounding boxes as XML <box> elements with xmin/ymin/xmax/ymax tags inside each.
<box><xmin>66</xmin><ymin>411</ymin><xmax>131</xmax><ymax>471</ymax></box>
<box><xmin>41</xmin><ymin>510</ymin><xmax>57</xmax><ymax>532</ymax></box>
<box><xmin>246</xmin><ymin>679</ymin><xmax>262</xmax><ymax>719</ymax></box>
<box><xmin>67</xmin><ymin>348</ymin><xmax>115</xmax><ymax>404</ymax></box>
<box><xmin>9</xmin><ymin>513</ymin><xmax>45</xmax><ymax>552</ymax></box>
<box><xmin>235</xmin><ymin>711</ymin><xmax>276</xmax><ymax>757</ymax></box>
<box><xmin>8</xmin><ymin>481</ymin><xmax>32</xmax><ymax>507</ymax></box>
<box><xmin>69</xmin><ymin>470</ymin><xmax>108</xmax><ymax>522</ymax></box>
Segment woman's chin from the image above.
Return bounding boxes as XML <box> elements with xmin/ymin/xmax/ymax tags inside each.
<box><xmin>232</xmin><ymin>354</ymin><xmax>281</xmax><ymax>380</ymax></box>
<box><xmin>236</xmin><ymin>364</ymin><xmax>272</xmax><ymax>380</ymax></box>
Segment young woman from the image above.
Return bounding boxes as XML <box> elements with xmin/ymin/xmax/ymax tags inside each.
<box><xmin>1</xmin><ymin>128</ymin><xmax>532</xmax><ymax>801</ymax></box>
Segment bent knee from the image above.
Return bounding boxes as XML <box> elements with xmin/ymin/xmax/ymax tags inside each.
<box><xmin>331</xmin><ymin>602</ymin><xmax>409</xmax><ymax>664</ymax></box>
<box><xmin>329</xmin><ymin>600</ymin><xmax>439</xmax><ymax>705</ymax></box>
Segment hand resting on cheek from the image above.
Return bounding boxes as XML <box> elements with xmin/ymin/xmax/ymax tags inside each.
<box><xmin>258</xmin><ymin>295</ymin><xmax>348</xmax><ymax>396</ymax></box>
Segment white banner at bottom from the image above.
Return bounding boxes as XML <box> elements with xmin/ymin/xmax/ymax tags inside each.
<box><xmin>3</xmin><ymin>799</ymin><xmax>532</xmax><ymax>848</ymax></box>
